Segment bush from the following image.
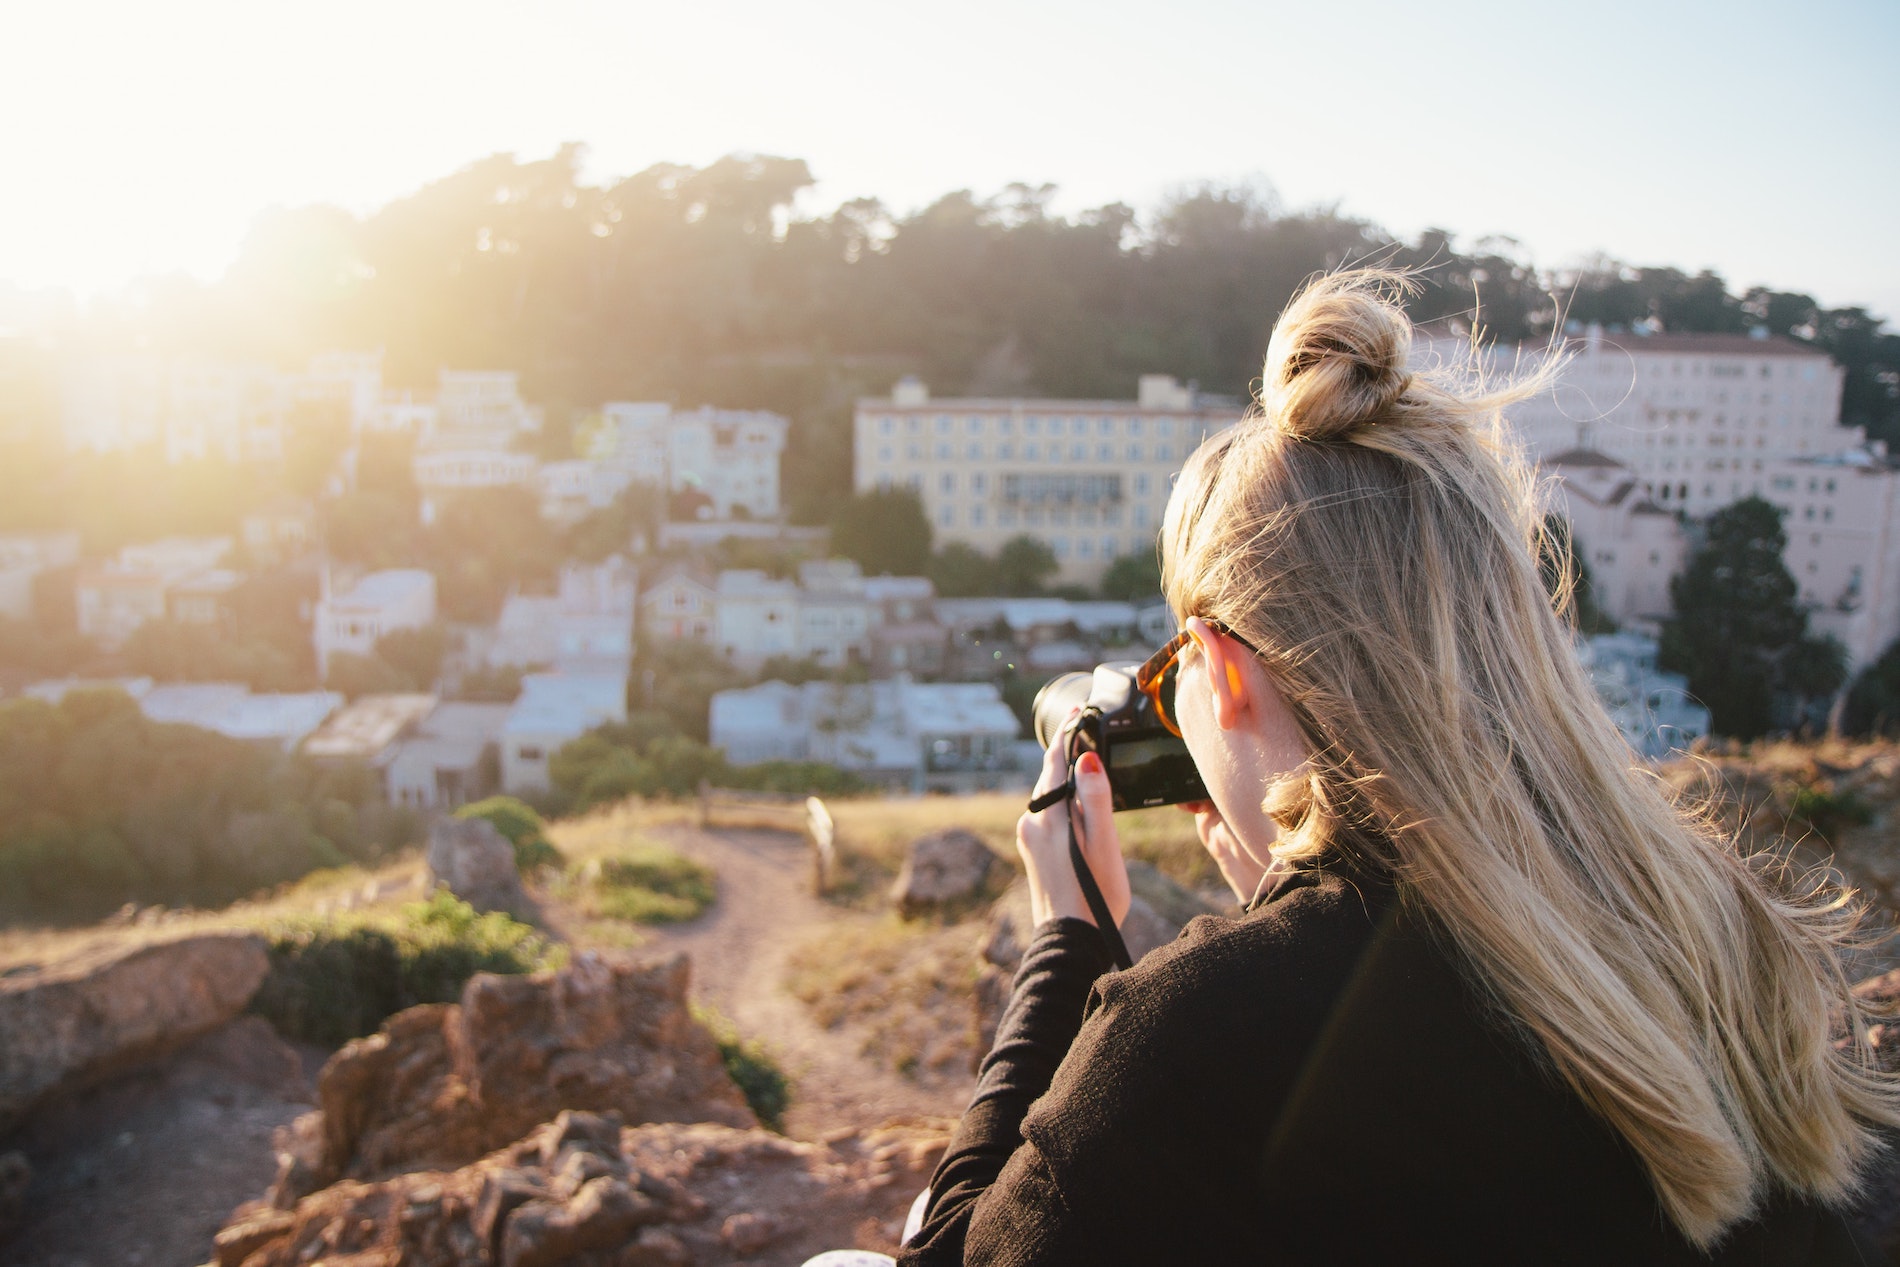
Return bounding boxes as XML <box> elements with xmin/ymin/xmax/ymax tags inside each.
<box><xmin>249</xmin><ymin>891</ymin><xmax>562</xmax><ymax>1046</ymax></box>
<box><xmin>579</xmin><ymin>845</ymin><xmax>716</xmax><ymax>924</ymax></box>
<box><xmin>693</xmin><ymin>1004</ymin><xmax>790</xmax><ymax>1132</ymax></box>
<box><xmin>456</xmin><ymin>796</ymin><xmax>565</xmax><ymax>873</ymax></box>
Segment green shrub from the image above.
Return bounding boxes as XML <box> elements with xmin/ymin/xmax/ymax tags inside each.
<box><xmin>693</xmin><ymin>1004</ymin><xmax>790</xmax><ymax>1132</ymax></box>
<box><xmin>457</xmin><ymin>796</ymin><xmax>565</xmax><ymax>873</ymax></box>
<box><xmin>1786</xmin><ymin>784</ymin><xmax>1873</xmax><ymax>841</ymax></box>
<box><xmin>249</xmin><ymin>891</ymin><xmax>563</xmax><ymax>1046</ymax></box>
<box><xmin>580</xmin><ymin>846</ymin><xmax>716</xmax><ymax>924</ymax></box>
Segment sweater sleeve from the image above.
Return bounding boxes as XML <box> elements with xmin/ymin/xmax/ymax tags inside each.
<box><xmin>899</xmin><ymin>917</ymin><xmax>1113</xmax><ymax>1264</ymax></box>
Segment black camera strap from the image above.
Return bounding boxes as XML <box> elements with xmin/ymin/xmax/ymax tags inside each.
<box><xmin>1027</xmin><ymin>767</ymin><xmax>1134</xmax><ymax>972</ymax></box>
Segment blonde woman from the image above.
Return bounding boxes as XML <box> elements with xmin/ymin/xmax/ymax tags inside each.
<box><xmin>896</xmin><ymin>272</ymin><xmax>1900</xmax><ymax>1265</ymax></box>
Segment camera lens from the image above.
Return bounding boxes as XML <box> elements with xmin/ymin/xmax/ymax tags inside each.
<box><xmin>1031</xmin><ymin>672</ymin><xmax>1094</xmax><ymax>748</ymax></box>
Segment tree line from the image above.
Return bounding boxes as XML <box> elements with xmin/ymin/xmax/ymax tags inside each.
<box><xmin>6</xmin><ymin>147</ymin><xmax>1892</xmax><ymax>528</ymax></box>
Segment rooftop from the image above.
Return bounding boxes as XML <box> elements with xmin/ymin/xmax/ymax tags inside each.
<box><xmin>334</xmin><ymin>569</ymin><xmax>435</xmax><ymax>607</ymax></box>
<box><xmin>302</xmin><ymin>693</ymin><xmax>439</xmax><ymax>761</ymax></box>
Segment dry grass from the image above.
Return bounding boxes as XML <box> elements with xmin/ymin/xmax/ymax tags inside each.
<box><xmin>784</xmin><ymin>915</ymin><xmax>987</xmax><ymax>1080</ymax></box>
<box><xmin>0</xmin><ymin>853</ymin><xmax>429</xmax><ymax>974</ymax></box>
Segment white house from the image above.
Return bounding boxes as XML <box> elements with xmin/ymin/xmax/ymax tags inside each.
<box><xmin>502</xmin><ymin>671</ymin><xmax>628</xmax><ymax>794</ymax></box>
<box><xmin>386</xmin><ymin>701</ymin><xmax>511</xmax><ymax>810</ymax></box>
<box><xmin>314</xmin><ymin>569</ymin><xmax>437</xmax><ymax>678</ymax></box>
<box><xmin>714</xmin><ymin>570</ymin><xmax>802</xmax><ymax>668</ymax></box>
<box><xmin>1543</xmin><ymin>449</ymin><xmax>1684</xmax><ymax>632</ymax></box>
<box><xmin>640</xmin><ymin>567</ymin><xmax>717</xmax><ymax>644</ymax></box>
<box><xmin>75</xmin><ymin>536</ymin><xmax>234</xmax><ymax>646</ymax></box>
<box><xmin>488</xmin><ymin>558</ymin><xmax>637</xmax><ymax>675</ymax></box>
<box><xmin>795</xmin><ymin>560</ymin><xmax>871</xmax><ymax>668</ymax></box>
<box><xmin>710</xmin><ymin>676</ymin><xmax>1023</xmax><ymax>792</ymax></box>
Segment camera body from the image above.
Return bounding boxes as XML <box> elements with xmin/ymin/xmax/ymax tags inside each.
<box><xmin>1033</xmin><ymin>663</ymin><xmax>1208</xmax><ymax>811</ymax></box>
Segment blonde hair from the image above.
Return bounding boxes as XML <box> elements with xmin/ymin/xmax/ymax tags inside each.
<box><xmin>1162</xmin><ymin>269</ymin><xmax>1900</xmax><ymax>1247</ymax></box>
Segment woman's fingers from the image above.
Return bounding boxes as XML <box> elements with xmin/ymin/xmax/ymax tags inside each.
<box><xmin>1071</xmin><ymin>752</ymin><xmax>1132</xmax><ymax>926</ymax></box>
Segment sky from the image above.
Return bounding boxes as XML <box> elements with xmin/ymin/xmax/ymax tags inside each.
<box><xmin>4</xmin><ymin>0</ymin><xmax>1897</xmax><ymax>320</ymax></box>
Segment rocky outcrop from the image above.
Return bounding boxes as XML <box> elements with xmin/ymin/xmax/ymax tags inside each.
<box><xmin>428</xmin><ymin>816</ymin><xmax>530</xmax><ymax>915</ymax></box>
<box><xmin>0</xmin><ymin>931</ymin><xmax>268</xmax><ymax>1134</ymax></box>
<box><xmin>272</xmin><ymin>951</ymin><xmax>755</xmax><ymax>1205</ymax></box>
<box><xmin>219</xmin><ymin>1110</ymin><xmax>947</xmax><ymax>1267</ymax></box>
<box><xmin>890</xmin><ymin>829</ymin><xmax>995</xmax><ymax>916</ymax></box>
<box><xmin>971</xmin><ymin>865</ymin><xmax>1222</xmax><ymax>1065</ymax></box>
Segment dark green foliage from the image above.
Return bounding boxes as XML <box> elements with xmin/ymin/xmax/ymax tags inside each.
<box><xmin>455</xmin><ymin>796</ymin><xmax>563</xmax><ymax>873</ymax></box>
<box><xmin>374</xmin><ymin>624</ymin><xmax>454</xmax><ymax>690</ymax></box>
<box><xmin>1843</xmin><ymin>639</ymin><xmax>1900</xmax><ymax>737</ymax></box>
<box><xmin>1099</xmin><ymin>548</ymin><xmax>1163</xmax><ymax>605</ymax></box>
<box><xmin>1659</xmin><ymin>498</ymin><xmax>1847</xmax><ymax>738</ymax></box>
<box><xmin>692</xmin><ymin>1004</ymin><xmax>790</xmax><ymax>1132</ymax></box>
<box><xmin>549</xmin><ymin>716</ymin><xmax>865</xmax><ymax>814</ymax></box>
<box><xmin>633</xmin><ymin>641</ymin><xmax>750</xmax><ymax>743</ymax></box>
<box><xmin>830</xmin><ymin>488</ymin><xmax>931</xmax><ymax>577</ymax></box>
<box><xmin>1786</xmin><ymin>785</ymin><xmax>1871</xmax><ymax>842</ymax></box>
<box><xmin>0</xmin><ymin>688</ymin><xmax>413</xmax><ymax>923</ymax></box>
<box><xmin>995</xmin><ymin>535</ymin><xmax>1059</xmax><ymax>596</ymax></box>
<box><xmin>248</xmin><ymin>891</ymin><xmax>560</xmax><ymax>1046</ymax></box>
<box><xmin>927</xmin><ymin>543</ymin><xmax>994</xmax><ymax>599</ymax></box>
<box><xmin>582</xmin><ymin>847</ymin><xmax>716</xmax><ymax>923</ymax></box>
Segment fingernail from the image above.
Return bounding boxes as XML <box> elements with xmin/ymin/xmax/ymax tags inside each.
<box><xmin>1077</xmin><ymin>752</ymin><xmax>1104</xmax><ymax>777</ymax></box>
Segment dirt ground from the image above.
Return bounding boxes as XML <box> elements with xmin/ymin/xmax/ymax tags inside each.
<box><xmin>621</xmin><ymin>823</ymin><xmax>973</xmax><ymax>1137</ymax></box>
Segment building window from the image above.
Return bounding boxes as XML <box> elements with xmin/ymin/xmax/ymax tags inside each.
<box><xmin>1127</xmin><ymin>443</ymin><xmax>1143</xmax><ymax>461</ymax></box>
<box><xmin>1097</xmin><ymin>444</ymin><xmax>1112</xmax><ymax>460</ymax></box>
<box><xmin>1130</xmin><ymin>418</ymin><xmax>1144</xmax><ymax>436</ymax></box>
<box><xmin>966</xmin><ymin>442</ymin><xmax>982</xmax><ymax>460</ymax></box>
<box><xmin>877</xmin><ymin>446</ymin><xmax>892</xmax><ymax>462</ymax></box>
<box><xmin>1026</xmin><ymin>441</ymin><xmax>1041</xmax><ymax>460</ymax></box>
<box><xmin>972</xmin><ymin>473</ymin><xmax>987</xmax><ymax>493</ymax></box>
<box><xmin>1079</xmin><ymin>539</ymin><xmax>1094</xmax><ymax>559</ymax></box>
<box><xmin>878</xmin><ymin>418</ymin><xmax>893</xmax><ymax>435</ymax></box>
<box><xmin>997</xmin><ymin>443</ymin><xmax>1013</xmax><ymax>459</ymax></box>
<box><xmin>936</xmin><ymin>415</ymin><xmax>952</xmax><ymax>434</ymax></box>
<box><xmin>1049</xmin><ymin>417</ymin><xmax>1065</xmax><ymax>436</ymax></box>
<box><xmin>518</xmin><ymin>745</ymin><xmax>544</xmax><ymax>761</ymax></box>
<box><xmin>1071</xmin><ymin>442</ymin><xmax>1086</xmax><ymax>460</ymax></box>
<box><xmin>1052</xmin><ymin>537</ymin><xmax>1069</xmax><ymax>558</ymax></box>
<box><xmin>1025</xmin><ymin>416</ymin><xmax>1040</xmax><ymax>435</ymax></box>
<box><xmin>940</xmin><ymin>472</ymin><xmax>956</xmax><ymax>493</ymax></box>
<box><xmin>967</xmin><ymin>416</ymin><xmax>983</xmax><ymax>434</ymax></box>
<box><xmin>936</xmin><ymin>442</ymin><xmax>952</xmax><ymax>459</ymax></box>
<box><xmin>971</xmin><ymin>506</ymin><xmax>985</xmax><ymax>526</ymax></box>
<box><xmin>1156</xmin><ymin>444</ymin><xmax>1173</xmax><ymax>462</ymax></box>
<box><xmin>1135</xmin><ymin>473</ymin><xmax>1151</xmax><ymax>496</ymax></box>
<box><xmin>939</xmin><ymin>507</ymin><xmax>955</xmax><ymax>527</ymax></box>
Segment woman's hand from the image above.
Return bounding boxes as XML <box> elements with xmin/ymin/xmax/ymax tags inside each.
<box><xmin>1017</xmin><ymin>731</ymin><xmax>1131</xmax><ymax>929</ymax></box>
<box><xmin>1178</xmin><ymin>798</ymin><xmax>1280</xmax><ymax>905</ymax></box>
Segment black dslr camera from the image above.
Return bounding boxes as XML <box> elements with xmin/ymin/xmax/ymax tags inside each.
<box><xmin>1032</xmin><ymin>663</ymin><xmax>1208</xmax><ymax>811</ymax></box>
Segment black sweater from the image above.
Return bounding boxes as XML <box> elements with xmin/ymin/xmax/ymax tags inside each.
<box><xmin>900</xmin><ymin>863</ymin><xmax>1869</xmax><ymax>1265</ymax></box>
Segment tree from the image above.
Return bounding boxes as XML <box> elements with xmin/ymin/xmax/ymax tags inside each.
<box><xmin>375</xmin><ymin>624</ymin><xmax>454</xmax><ymax>690</ymax></box>
<box><xmin>996</xmin><ymin>535</ymin><xmax>1059</xmax><ymax>596</ymax></box>
<box><xmin>1100</xmin><ymin>548</ymin><xmax>1163</xmax><ymax>604</ymax></box>
<box><xmin>927</xmin><ymin>543</ymin><xmax>994</xmax><ymax>597</ymax></box>
<box><xmin>829</xmin><ymin>488</ymin><xmax>931</xmax><ymax>576</ymax></box>
<box><xmin>1843</xmin><ymin>639</ymin><xmax>1900</xmax><ymax>737</ymax></box>
<box><xmin>326</xmin><ymin>651</ymin><xmax>412</xmax><ymax>699</ymax></box>
<box><xmin>1659</xmin><ymin>497</ymin><xmax>1844</xmax><ymax>738</ymax></box>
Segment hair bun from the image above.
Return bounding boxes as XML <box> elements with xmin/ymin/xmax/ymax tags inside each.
<box><xmin>1259</xmin><ymin>270</ymin><xmax>1417</xmax><ymax>442</ymax></box>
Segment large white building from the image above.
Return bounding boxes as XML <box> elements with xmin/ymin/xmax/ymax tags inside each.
<box><xmin>314</xmin><ymin>568</ymin><xmax>437</xmax><ymax>678</ymax></box>
<box><xmin>854</xmin><ymin>374</ymin><xmax>1238</xmax><ymax>585</ymax></box>
<box><xmin>1507</xmin><ymin>330</ymin><xmax>1850</xmax><ymax>517</ymax></box>
<box><xmin>1504</xmin><ymin>328</ymin><xmax>1900</xmax><ymax>669</ymax></box>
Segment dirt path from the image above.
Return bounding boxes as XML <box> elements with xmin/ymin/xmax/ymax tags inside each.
<box><xmin>636</xmin><ymin>823</ymin><xmax>972</xmax><ymax>1138</ymax></box>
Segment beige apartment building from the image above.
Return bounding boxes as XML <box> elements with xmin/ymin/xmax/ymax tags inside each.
<box><xmin>853</xmin><ymin>374</ymin><xmax>1239</xmax><ymax>585</ymax></box>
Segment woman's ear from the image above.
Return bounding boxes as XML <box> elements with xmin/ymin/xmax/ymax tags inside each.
<box><xmin>1185</xmin><ymin>617</ymin><xmax>1249</xmax><ymax>730</ymax></box>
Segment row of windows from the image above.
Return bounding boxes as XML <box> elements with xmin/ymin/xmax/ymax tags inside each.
<box><xmin>874</xmin><ymin>441</ymin><xmax>1177</xmax><ymax>464</ymax></box>
<box><xmin>932</xmin><ymin>503</ymin><xmax>1155</xmax><ymax>531</ymax></box>
<box><xmin>871</xmin><ymin>413</ymin><xmax>1183</xmax><ymax>439</ymax></box>
<box><xmin>887</xmin><ymin>471</ymin><xmax>1162</xmax><ymax>499</ymax></box>
<box><xmin>1611</xmin><ymin>360</ymin><xmax>1821</xmax><ymax>382</ymax></box>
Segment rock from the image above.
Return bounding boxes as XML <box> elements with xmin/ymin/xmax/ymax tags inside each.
<box><xmin>890</xmin><ymin>829</ymin><xmax>995</xmax><ymax>915</ymax></box>
<box><xmin>427</xmin><ymin>815</ymin><xmax>529</xmax><ymax>915</ymax></box>
<box><xmin>223</xmin><ymin>1116</ymin><xmax>948</xmax><ymax>1267</ymax></box>
<box><xmin>0</xmin><ymin>931</ymin><xmax>268</xmax><ymax>1134</ymax></box>
<box><xmin>274</xmin><ymin>952</ymin><xmax>755</xmax><ymax>1202</ymax></box>
<box><xmin>0</xmin><ymin>1150</ymin><xmax>28</xmax><ymax>1243</ymax></box>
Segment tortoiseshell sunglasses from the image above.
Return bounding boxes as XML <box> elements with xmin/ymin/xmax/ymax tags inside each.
<box><xmin>1133</xmin><ymin>620</ymin><xmax>1258</xmax><ymax>737</ymax></box>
